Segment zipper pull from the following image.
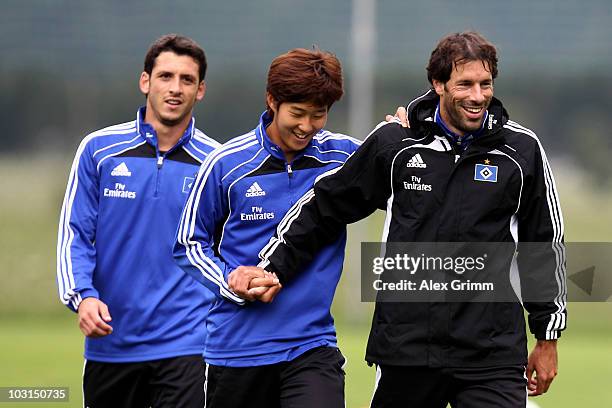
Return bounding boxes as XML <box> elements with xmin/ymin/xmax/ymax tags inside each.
<box><xmin>455</xmin><ymin>155</ymin><xmax>460</xmax><ymax>163</ymax></box>
<box><xmin>157</xmin><ymin>155</ymin><xmax>164</xmax><ymax>169</ymax></box>
<box><xmin>287</xmin><ymin>163</ymin><xmax>293</xmax><ymax>178</ymax></box>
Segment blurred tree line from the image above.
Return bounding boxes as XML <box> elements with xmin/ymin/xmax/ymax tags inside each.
<box><xmin>3</xmin><ymin>0</ymin><xmax>611</xmax><ymax>183</ymax></box>
<box><xmin>2</xmin><ymin>68</ymin><xmax>610</xmax><ymax>182</ymax></box>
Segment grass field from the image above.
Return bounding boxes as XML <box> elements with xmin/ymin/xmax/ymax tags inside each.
<box><xmin>0</xmin><ymin>308</ymin><xmax>611</xmax><ymax>407</ymax></box>
<box><xmin>1</xmin><ymin>156</ymin><xmax>611</xmax><ymax>407</ymax></box>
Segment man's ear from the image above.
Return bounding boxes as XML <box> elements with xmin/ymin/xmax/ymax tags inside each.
<box><xmin>196</xmin><ymin>80</ymin><xmax>206</xmax><ymax>101</ymax></box>
<box><xmin>139</xmin><ymin>72</ymin><xmax>150</xmax><ymax>96</ymax></box>
<box><xmin>266</xmin><ymin>92</ymin><xmax>278</xmax><ymax>114</ymax></box>
<box><xmin>432</xmin><ymin>79</ymin><xmax>445</xmax><ymax>97</ymax></box>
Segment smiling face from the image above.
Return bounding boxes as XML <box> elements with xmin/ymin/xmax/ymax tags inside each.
<box><xmin>265</xmin><ymin>93</ymin><xmax>328</xmax><ymax>162</ymax></box>
<box><xmin>139</xmin><ymin>51</ymin><xmax>205</xmax><ymax>131</ymax></box>
<box><xmin>433</xmin><ymin>59</ymin><xmax>493</xmax><ymax>136</ymax></box>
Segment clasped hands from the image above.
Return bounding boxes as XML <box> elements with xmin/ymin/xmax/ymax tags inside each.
<box><xmin>228</xmin><ymin>266</ymin><xmax>282</xmax><ymax>303</ymax></box>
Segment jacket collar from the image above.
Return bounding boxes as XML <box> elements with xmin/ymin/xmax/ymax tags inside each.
<box><xmin>135</xmin><ymin>107</ymin><xmax>196</xmax><ymax>150</ymax></box>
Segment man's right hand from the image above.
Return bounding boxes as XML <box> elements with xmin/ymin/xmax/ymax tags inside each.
<box><xmin>77</xmin><ymin>297</ymin><xmax>113</xmax><ymax>338</ymax></box>
<box><xmin>228</xmin><ymin>266</ymin><xmax>280</xmax><ymax>302</ymax></box>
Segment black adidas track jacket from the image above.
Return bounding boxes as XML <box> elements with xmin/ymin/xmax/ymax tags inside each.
<box><xmin>259</xmin><ymin>90</ymin><xmax>566</xmax><ymax>367</ymax></box>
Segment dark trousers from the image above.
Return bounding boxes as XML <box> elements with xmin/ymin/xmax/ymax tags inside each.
<box><xmin>83</xmin><ymin>355</ymin><xmax>205</xmax><ymax>408</ymax></box>
<box><xmin>206</xmin><ymin>346</ymin><xmax>345</xmax><ymax>408</ymax></box>
<box><xmin>371</xmin><ymin>365</ymin><xmax>527</xmax><ymax>408</ymax></box>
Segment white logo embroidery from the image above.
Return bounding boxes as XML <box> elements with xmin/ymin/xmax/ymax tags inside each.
<box><xmin>240</xmin><ymin>206</ymin><xmax>275</xmax><ymax>221</ymax></box>
<box><xmin>111</xmin><ymin>162</ymin><xmax>132</xmax><ymax>177</ymax></box>
<box><xmin>245</xmin><ymin>182</ymin><xmax>266</xmax><ymax>197</ymax></box>
<box><xmin>104</xmin><ymin>183</ymin><xmax>137</xmax><ymax>199</ymax></box>
<box><xmin>403</xmin><ymin>175</ymin><xmax>432</xmax><ymax>192</ymax></box>
<box><xmin>183</xmin><ymin>177</ymin><xmax>195</xmax><ymax>194</ymax></box>
<box><xmin>406</xmin><ymin>153</ymin><xmax>427</xmax><ymax>168</ymax></box>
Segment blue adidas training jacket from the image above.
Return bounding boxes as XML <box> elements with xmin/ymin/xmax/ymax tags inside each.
<box><xmin>56</xmin><ymin>107</ymin><xmax>219</xmax><ymax>362</ymax></box>
<box><xmin>174</xmin><ymin>112</ymin><xmax>361</xmax><ymax>366</ymax></box>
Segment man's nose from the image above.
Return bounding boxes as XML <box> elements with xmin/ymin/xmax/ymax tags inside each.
<box><xmin>470</xmin><ymin>85</ymin><xmax>486</xmax><ymax>104</ymax></box>
<box><xmin>169</xmin><ymin>77</ymin><xmax>181</xmax><ymax>94</ymax></box>
<box><xmin>298</xmin><ymin>118</ymin><xmax>314</xmax><ymax>133</ymax></box>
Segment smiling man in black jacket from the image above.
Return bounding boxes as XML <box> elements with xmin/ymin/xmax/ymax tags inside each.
<box><xmin>253</xmin><ymin>31</ymin><xmax>566</xmax><ymax>408</ymax></box>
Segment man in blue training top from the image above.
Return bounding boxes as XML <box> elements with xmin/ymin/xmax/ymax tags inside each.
<box><xmin>174</xmin><ymin>48</ymin><xmax>361</xmax><ymax>407</ymax></box>
<box><xmin>56</xmin><ymin>34</ymin><xmax>221</xmax><ymax>407</ymax></box>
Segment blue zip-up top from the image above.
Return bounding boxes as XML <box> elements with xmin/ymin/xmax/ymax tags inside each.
<box><xmin>174</xmin><ymin>112</ymin><xmax>361</xmax><ymax>366</ymax></box>
<box><xmin>57</xmin><ymin>107</ymin><xmax>220</xmax><ymax>362</ymax></box>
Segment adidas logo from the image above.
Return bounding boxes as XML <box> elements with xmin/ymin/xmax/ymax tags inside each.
<box><xmin>245</xmin><ymin>182</ymin><xmax>266</xmax><ymax>197</ymax></box>
<box><xmin>111</xmin><ymin>162</ymin><xmax>132</xmax><ymax>177</ymax></box>
<box><xmin>406</xmin><ymin>153</ymin><xmax>427</xmax><ymax>169</ymax></box>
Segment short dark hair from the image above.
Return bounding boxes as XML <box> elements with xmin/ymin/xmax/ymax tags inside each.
<box><xmin>266</xmin><ymin>48</ymin><xmax>343</xmax><ymax>114</ymax></box>
<box><xmin>426</xmin><ymin>31</ymin><xmax>498</xmax><ymax>85</ymax></box>
<box><xmin>144</xmin><ymin>34</ymin><xmax>207</xmax><ymax>81</ymax></box>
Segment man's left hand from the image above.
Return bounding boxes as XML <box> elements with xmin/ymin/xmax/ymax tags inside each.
<box><xmin>384</xmin><ymin>106</ymin><xmax>409</xmax><ymax>127</ymax></box>
<box><xmin>526</xmin><ymin>339</ymin><xmax>558</xmax><ymax>396</ymax></box>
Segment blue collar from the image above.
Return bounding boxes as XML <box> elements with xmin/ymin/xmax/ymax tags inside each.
<box><xmin>434</xmin><ymin>104</ymin><xmax>488</xmax><ymax>151</ymax></box>
<box><xmin>255</xmin><ymin>111</ymin><xmax>313</xmax><ymax>162</ymax></box>
<box><xmin>135</xmin><ymin>107</ymin><xmax>195</xmax><ymax>151</ymax></box>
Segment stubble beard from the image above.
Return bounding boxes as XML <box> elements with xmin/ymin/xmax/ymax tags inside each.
<box><xmin>445</xmin><ymin>97</ymin><xmax>485</xmax><ymax>135</ymax></box>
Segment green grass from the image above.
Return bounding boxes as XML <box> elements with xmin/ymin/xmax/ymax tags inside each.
<box><xmin>0</xmin><ymin>316</ymin><xmax>83</xmax><ymax>408</ymax></box>
<box><xmin>0</xmin><ymin>310</ymin><xmax>610</xmax><ymax>408</ymax></box>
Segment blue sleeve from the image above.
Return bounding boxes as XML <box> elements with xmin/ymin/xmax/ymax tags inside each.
<box><xmin>174</xmin><ymin>152</ymin><xmax>245</xmax><ymax>305</ymax></box>
<box><xmin>56</xmin><ymin>137</ymin><xmax>100</xmax><ymax>312</ymax></box>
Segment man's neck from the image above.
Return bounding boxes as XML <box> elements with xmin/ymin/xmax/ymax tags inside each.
<box><xmin>436</xmin><ymin>108</ymin><xmax>465</xmax><ymax>138</ymax></box>
<box><xmin>283</xmin><ymin>151</ymin><xmax>296</xmax><ymax>163</ymax></box>
<box><xmin>155</xmin><ymin>124</ymin><xmax>185</xmax><ymax>152</ymax></box>
<box><xmin>144</xmin><ymin>115</ymin><xmax>191</xmax><ymax>152</ymax></box>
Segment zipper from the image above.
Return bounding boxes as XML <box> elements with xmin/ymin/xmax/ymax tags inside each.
<box><xmin>148</xmin><ymin>126</ymin><xmax>189</xmax><ymax>198</ymax></box>
<box><xmin>153</xmin><ymin>136</ymin><xmax>186</xmax><ymax>198</ymax></box>
<box><xmin>286</xmin><ymin>162</ymin><xmax>296</xmax><ymax>205</ymax></box>
<box><xmin>154</xmin><ymin>154</ymin><xmax>165</xmax><ymax>197</ymax></box>
<box><xmin>434</xmin><ymin>140</ymin><xmax>469</xmax><ymax>241</ymax></box>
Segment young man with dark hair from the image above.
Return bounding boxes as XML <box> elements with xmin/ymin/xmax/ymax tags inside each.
<box><xmin>174</xmin><ymin>48</ymin><xmax>359</xmax><ymax>407</ymax></box>
<box><xmin>257</xmin><ymin>31</ymin><xmax>566</xmax><ymax>407</ymax></box>
<box><xmin>57</xmin><ymin>34</ymin><xmax>219</xmax><ymax>407</ymax></box>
